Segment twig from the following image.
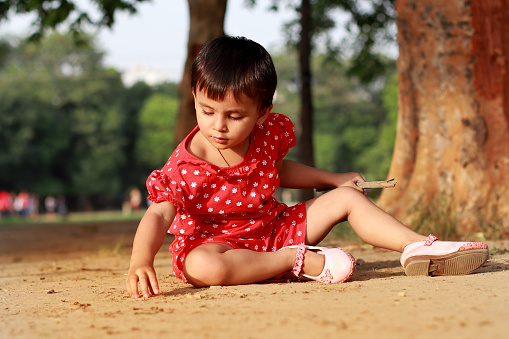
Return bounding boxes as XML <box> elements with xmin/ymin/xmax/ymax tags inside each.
<box><xmin>315</xmin><ymin>178</ymin><xmax>397</xmax><ymax>192</ymax></box>
<box><xmin>356</xmin><ymin>178</ymin><xmax>397</xmax><ymax>189</ymax></box>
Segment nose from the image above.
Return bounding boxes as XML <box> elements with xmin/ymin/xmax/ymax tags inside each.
<box><xmin>213</xmin><ymin>114</ymin><xmax>228</xmax><ymax>132</ymax></box>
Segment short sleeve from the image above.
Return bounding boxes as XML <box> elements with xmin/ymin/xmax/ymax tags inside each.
<box><xmin>146</xmin><ymin>170</ymin><xmax>182</xmax><ymax>210</ymax></box>
<box><xmin>272</xmin><ymin>114</ymin><xmax>297</xmax><ymax>162</ymax></box>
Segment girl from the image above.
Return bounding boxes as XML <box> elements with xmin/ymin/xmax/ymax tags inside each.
<box><xmin>126</xmin><ymin>36</ymin><xmax>488</xmax><ymax>298</ymax></box>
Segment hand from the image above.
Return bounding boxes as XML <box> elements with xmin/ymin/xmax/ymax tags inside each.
<box><xmin>338</xmin><ymin>172</ymin><xmax>366</xmax><ymax>194</ymax></box>
<box><xmin>126</xmin><ymin>262</ymin><xmax>160</xmax><ymax>298</ymax></box>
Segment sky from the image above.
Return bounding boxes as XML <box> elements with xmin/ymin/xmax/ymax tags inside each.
<box><xmin>1</xmin><ymin>0</ymin><xmax>296</xmax><ymax>84</ymax></box>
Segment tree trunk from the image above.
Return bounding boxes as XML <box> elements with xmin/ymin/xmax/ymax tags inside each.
<box><xmin>174</xmin><ymin>0</ymin><xmax>227</xmax><ymax>145</ymax></box>
<box><xmin>378</xmin><ymin>0</ymin><xmax>509</xmax><ymax>236</ymax></box>
<box><xmin>297</xmin><ymin>0</ymin><xmax>316</xmax><ymax>202</ymax></box>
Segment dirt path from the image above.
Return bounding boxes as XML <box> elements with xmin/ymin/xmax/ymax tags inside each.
<box><xmin>0</xmin><ymin>222</ymin><xmax>508</xmax><ymax>339</ymax></box>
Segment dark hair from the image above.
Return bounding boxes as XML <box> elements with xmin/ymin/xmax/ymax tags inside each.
<box><xmin>191</xmin><ymin>36</ymin><xmax>277</xmax><ymax>110</ymax></box>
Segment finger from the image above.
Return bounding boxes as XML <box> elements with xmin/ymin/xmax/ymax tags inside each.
<box><xmin>128</xmin><ymin>276</ymin><xmax>140</xmax><ymax>298</ymax></box>
<box><xmin>147</xmin><ymin>271</ymin><xmax>160</xmax><ymax>295</ymax></box>
<box><xmin>126</xmin><ymin>279</ymin><xmax>132</xmax><ymax>297</ymax></box>
<box><xmin>139</xmin><ymin>276</ymin><xmax>151</xmax><ymax>298</ymax></box>
<box><xmin>353</xmin><ymin>173</ymin><xmax>365</xmax><ymax>183</ymax></box>
<box><xmin>349</xmin><ymin>182</ymin><xmax>365</xmax><ymax>194</ymax></box>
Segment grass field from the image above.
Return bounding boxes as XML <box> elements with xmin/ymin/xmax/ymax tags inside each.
<box><xmin>0</xmin><ymin>209</ymin><xmax>146</xmax><ymax>226</ymax></box>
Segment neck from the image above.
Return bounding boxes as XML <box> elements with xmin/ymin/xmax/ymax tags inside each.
<box><xmin>217</xmin><ymin>149</ymin><xmax>231</xmax><ymax>167</ymax></box>
<box><xmin>214</xmin><ymin>136</ymin><xmax>250</xmax><ymax>167</ymax></box>
<box><xmin>189</xmin><ymin>130</ymin><xmax>251</xmax><ymax>168</ymax></box>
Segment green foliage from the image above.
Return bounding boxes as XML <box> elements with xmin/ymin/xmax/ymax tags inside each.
<box><xmin>273</xmin><ymin>49</ymin><xmax>398</xmax><ymax>187</ymax></box>
<box><xmin>0</xmin><ymin>39</ymin><xmax>11</xmax><ymax>67</ymax></box>
<box><xmin>411</xmin><ymin>193</ymin><xmax>460</xmax><ymax>241</ymax></box>
<box><xmin>0</xmin><ymin>31</ymin><xmax>180</xmax><ymax>208</ymax></box>
<box><xmin>411</xmin><ymin>193</ymin><xmax>506</xmax><ymax>241</ymax></box>
<box><xmin>117</xmin><ymin>81</ymin><xmax>153</xmax><ymax>189</ymax></box>
<box><xmin>270</xmin><ymin>0</ymin><xmax>396</xmax><ymax>83</ymax></box>
<box><xmin>0</xmin><ymin>32</ymin><xmax>126</xmax><ymax>197</ymax></box>
<box><xmin>135</xmin><ymin>93</ymin><xmax>178</xmax><ymax>170</ymax></box>
<box><xmin>0</xmin><ymin>29</ymin><xmax>398</xmax><ymax>210</ymax></box>
<box><xmin>0</xmin><ymin>0</ymin><xmax>151</xmax><ymax>41</ymax></box>
<box><xmin>355</xmin><ymin>71</ymin><xmax>398</xmax><ymax>180</ymax></box>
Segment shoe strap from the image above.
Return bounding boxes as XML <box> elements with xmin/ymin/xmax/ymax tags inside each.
<box><xmin>291</xmin><ymin>244</ymin><xmax>306</xmax><ymax>277</ymax></box>
<box><xmin>424</xmin><ymin>234</ymin><xmax>438</xmax><ymax>246</ymax></box>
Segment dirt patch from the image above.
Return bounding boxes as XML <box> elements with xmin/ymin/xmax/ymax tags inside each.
<box><xmin>0</xmin><ymin>222</ymin><xmax>508</xmax><ymax>338</ymax></box>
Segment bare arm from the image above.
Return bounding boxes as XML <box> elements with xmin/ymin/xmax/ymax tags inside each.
<box><xmin>126</xmin><ymin>200</ymin><xmax>176</xmax><ymax>298</ymax></box>
<box><xmin>277</xmin><ymin>159</ymin><xmax>365</xmax><ymax>193</ymax></box>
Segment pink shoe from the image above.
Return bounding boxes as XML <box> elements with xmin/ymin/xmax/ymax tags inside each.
<box><xmin>288</xmin><ymin>244</ymin><xmax>355</xmax><ymax>283</ymax></box>
<box><xmin>401</xmin><ymin>234</ymin><xmax>489</xmax><ymax>276</ymax></box>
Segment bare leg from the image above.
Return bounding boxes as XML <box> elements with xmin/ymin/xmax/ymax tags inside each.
<box><xmin>183</xmin><ymin>187</ymin><xmax>423</xmax><ymax>287</ymax></box>
<box><xmin>305</xmin><ymin>187</ymin><xmax>426</xmax><ymax>252</ymax></box>
<box><xmin>183</xmin><ymin>243</ymin><xmax>325</xmax><ymax>287</ymax></box>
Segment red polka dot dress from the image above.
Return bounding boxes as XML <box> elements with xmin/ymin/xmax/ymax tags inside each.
<box><xmin>147</xmin><ymin>113</ymin><xmax>307</xmax><ymax>282</ymax></box>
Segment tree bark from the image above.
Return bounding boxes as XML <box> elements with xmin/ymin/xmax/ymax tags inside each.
<box><xmin>174</xmin><ymin>0</ymin><xmax>227</xmax><ymax>145</ymax></box>
<box><xmin>297</xmin><ymin>0</ymin><xmax>316</xmax><ymax>202</ymax></box>
<box><xmin>378</xmin><ymin>0</ymin><xmax>509</xmax><ymax>235</ymax></box>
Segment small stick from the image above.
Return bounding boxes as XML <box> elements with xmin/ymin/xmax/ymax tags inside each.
<box><xmin>315</xmin><ymin>179</ymin><xmax>397</xmax><ymax>192</ymax></box>
<box><xmin>356</xmin><ymin>178</ymin><xmax>397</xmax><ymax>189</ymax></box>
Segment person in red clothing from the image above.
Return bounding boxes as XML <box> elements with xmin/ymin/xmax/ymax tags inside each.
<box><xmin>126</xmin><ymin>36</ymin><xmax>488</xmax><ymax>298</ymax></box>
<box><xmin>0</xmin><ymin>190</ymin><xmax>12</xmax><ymax>218</ymax></box>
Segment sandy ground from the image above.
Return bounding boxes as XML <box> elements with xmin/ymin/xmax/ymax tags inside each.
<box><xmin>0</xmin><ymin>221</ymin><xmax>508</xmax><ymax>339</ymax></box>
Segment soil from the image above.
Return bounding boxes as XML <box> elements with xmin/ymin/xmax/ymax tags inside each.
<box><xmin>1</xmin><ymin>221</ymin><xmax>508</xmax><ymax>339</ymax></box>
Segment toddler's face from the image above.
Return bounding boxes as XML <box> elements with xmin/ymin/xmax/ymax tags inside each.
<box><xmin>194</xmin><ymin>89</ymin><xmax>271</xmax><ymax>153</ymax></box>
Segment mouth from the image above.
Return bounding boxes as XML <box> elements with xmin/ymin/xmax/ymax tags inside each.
<box><xmin>212</xmin><ymin>136</ymin><xmax>228</xmax><ymax>144</ymax></box>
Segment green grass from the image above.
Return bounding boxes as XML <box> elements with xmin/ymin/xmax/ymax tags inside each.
<box><xmin>328</xmin><ymin>221</ymin><xmax>363</xmax><ymax>243</ymax></box>
<box><xmin>0</xmin><ymin>209</ymin><xmax>146</xmax><ymax>226</ymax></box>
<box><xmin>411</xmin><ymin>194</ymin><xmax>459</xmax><ymax>240</ymax></box>
<box><xmin>410</xmin><ymin>194</ymin><xmax>505</xmax><ymax>241</ymax></box>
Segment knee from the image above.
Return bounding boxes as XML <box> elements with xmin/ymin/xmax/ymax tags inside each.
<box><xmin>183</xmin><ymin>249</ymin><xmax>229</xmax><ymax>287</ymax></box>
<box><xmin>334</xmin><ymin>186</ymin><xmax>366</xmax><ymax>200</ymax></box>
<box><xmin>332</xmin><ymin>186</ymin><xmax>370</xmax><ymax>208</ymax></box>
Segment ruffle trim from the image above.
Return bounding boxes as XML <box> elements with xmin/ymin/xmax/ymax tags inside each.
<box><xmin>424</xmin><ymin>234</ymin><xmax>438</xmax><ymax>246</ymax></box>
<box><xmin>174</xmin><ymin>158</ymin><xmax>260</xmax><ymax>178</ymax></box>
<box><xmin>291</xmin><ymin>244</ymin><xmax>306</xmax><ymax>276</ymax></box>
<box><xmin>146</xmin><ymin>170</ymin><xmax>182</xmax><ymax>209</ymax></box>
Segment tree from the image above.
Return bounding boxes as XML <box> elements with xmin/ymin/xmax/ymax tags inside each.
<box><xmin>356</xmin><ymin>71</ymin><xmax>399</xmax><ymax>181</ymax></box>
<box><xmin>0</xmin><ymin>32</ymin><xmax>126</xmax><ymax>200</ymax></box>
<box><xmin>378</xmin><ymin>0</ymin><xmax>509</xmax><ymax>237</ymax></box>
<box><xmin>0</xmin><ymin>0</ymin><xmax>150</xmax><ymax>41</ymax></box>
<box><xmin>271</xmin><ymin>0</ymin><xmax>397</xmax><ymax>201</ymax></box>
<box><xmin>117</xmin><ymin>81</ymin><xmax>153</xmax><ymax>190</ymax></box>
<box><xmin>296</xmin><ymin>0</ymin><xmax>315</xmax><ymax>200</ymax></box>
<box><xmin>272</xmin><ymin>49</ymin><xmax>397</xmax><ymax>188</ymax></box>
<box><xmin>0</xmin><ymin>1</ymin><xmax>228</xmax><ymax>148</ymax></box>
<box><xmin>174</xmin><ymin>0</ymin><xmax>227</xmax><ymax>145</ymax></box>
<box><xmin>135</xmin><ymin>93</ymin><xmax>178</xmax><ymax>174</ymax></box>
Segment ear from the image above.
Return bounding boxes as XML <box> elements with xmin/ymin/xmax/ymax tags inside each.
<box><xmin>192</xmin><ymin>90</ymin><xmax>198</xmax><ymax>110</ymax></box>
<box><xmin>256</xmin><ymin>105</ymin><xmax>272</xmax><ymax>125</ymax></box>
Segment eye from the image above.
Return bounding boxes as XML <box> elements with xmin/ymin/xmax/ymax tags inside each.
<box><xmin>229</xmin><ymin>114</ymin><xmax>244</xmax><ymax>121</ymax></box>
<box><xmin>202</xmin><ymin>110</ymin><xmax>213</xmax><ymax>116</ymax></box>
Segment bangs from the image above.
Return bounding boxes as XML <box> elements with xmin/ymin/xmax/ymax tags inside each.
<box><xmin>191</xmin><ymin>36</ymin><xmax>277</xmax><ymax>110</ymax></box>
<box><xmin>194</xmin><ymin>64</ymin><xmax>270</xmax><ymax>106</ymax></box>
